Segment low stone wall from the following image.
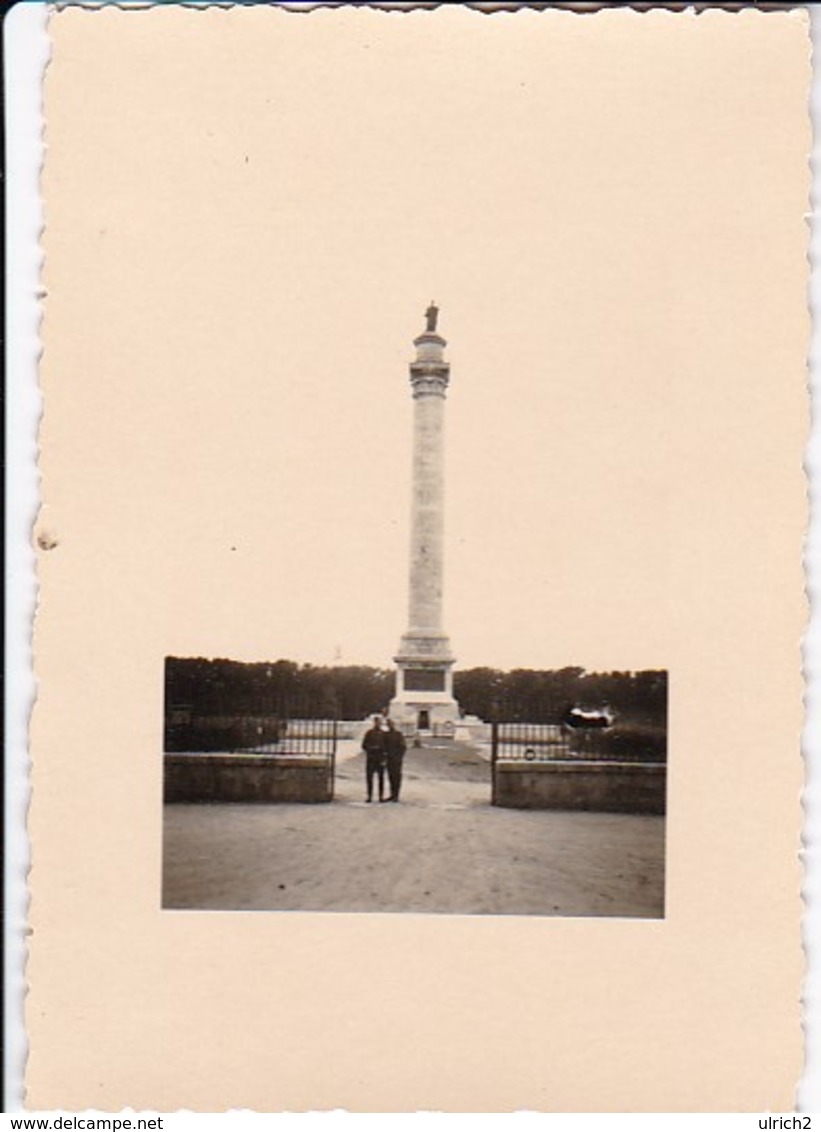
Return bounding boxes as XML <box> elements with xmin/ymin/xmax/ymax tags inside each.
<box><xmin>164</xmin><ymin>753</ymin><xmax>332</xmax><ymax>804</ymax></box>
<box><xmin>493</xmin><ymin>759</ymin><xmax>666</xmax><ymax>815</ymax></box>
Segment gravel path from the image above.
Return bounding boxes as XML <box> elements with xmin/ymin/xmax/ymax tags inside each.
<box><xmin>162</xmin><ymin>741</ymin><xmax>665</xmax><ymax>918</ymax></box>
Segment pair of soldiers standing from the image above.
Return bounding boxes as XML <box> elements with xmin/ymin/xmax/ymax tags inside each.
<box><xmin>362</xmin><ymin>716</ymin><xmax>406</xmax><ymax>803</ymax></box>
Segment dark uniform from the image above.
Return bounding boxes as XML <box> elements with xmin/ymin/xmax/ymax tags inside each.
<box><xmin>362</xmin><ymin>721</ymin><xmax>387</xmax><ymax>803</ymax></box>
<box><xmin>384</xmin><ymin>722</ymin><xmax>407</xmax><ymax>802</ymax></box>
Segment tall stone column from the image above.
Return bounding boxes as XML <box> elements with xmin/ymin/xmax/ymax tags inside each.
<box><xmin>390</xmin><ymin>304</ymin><xmax>459</xmax><ymax>733</ymax></box>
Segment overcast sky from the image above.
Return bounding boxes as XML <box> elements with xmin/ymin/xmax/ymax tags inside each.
<box><xmin>44</xmin><ymin>5</ymin><xmax>806</xmax><ymax>672</ymax></box>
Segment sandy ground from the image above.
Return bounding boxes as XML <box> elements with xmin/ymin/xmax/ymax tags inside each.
<box><xmin>162</xmin><ymin>740</ymin><xmax>665</xmax><ymax>918</ymax></box>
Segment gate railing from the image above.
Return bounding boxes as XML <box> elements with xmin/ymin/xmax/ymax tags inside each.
<box><xmin>490</xmin><ymin>720</ymin><xmax>667</xmax><ymax>803</ymax></box>
<box><xmin>246</xmin><ymin>718</ymin><xmax>338</xmax><ymax>800</ymax></box>
<box><xmin>165</xmin><ymin>714</ymin><xmax>339</xmax><ymax>799</ymax></box>
<box><xmin>491</xmin><ymin>722</ymin><xmax>572</xmax><ymax>804</ymax></box>
<box><xmin>491</xmin><ymin>722</ymin><xmax>571</xmax><ymax>762</ymax></box>
<box><xmin>247</xmin><ymin>717</ymin><xmax>339</xmax><ymax>757</ymax></box>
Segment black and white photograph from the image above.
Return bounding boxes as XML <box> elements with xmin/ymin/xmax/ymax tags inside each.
<box><xmin>22</xmin><ymin>3</ymin><xmax>808</xmax><ymax>1112</ymax></box>
<box><xmin>161</xmin><ymin>304</ymin><xmax>668</xmax><ymax>918</ymax></box>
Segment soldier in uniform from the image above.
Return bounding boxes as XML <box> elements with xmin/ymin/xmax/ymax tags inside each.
<box><xmin>362</xmin><ymin>716</ymin><xmax>387</xmax><ymax>803</ymax></box>
<box><xmin>384</xmin><ymin>718</ymin><xmax>407</xmax><ymax>803</ymax></box>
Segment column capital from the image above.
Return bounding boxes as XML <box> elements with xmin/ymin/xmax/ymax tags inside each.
<box><xmin>410</xmin><ymin>331</ymin><xmax>449</xmax><ymax>397</ymax></box>
<box><xmin>409</xmin><ymin>363</ymin><xmax>449</xmax><ymax>398</ymax></box>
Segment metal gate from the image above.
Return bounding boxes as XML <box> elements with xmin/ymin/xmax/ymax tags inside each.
<box><xmin>490</xmin><ymin>722</ymin><xmax>571</xmax><ymax>805</ymax></box>
<box><xmin>247</xmin><ymin>717</ymin><xmax>339</xmax><ymax>800</ymax></box>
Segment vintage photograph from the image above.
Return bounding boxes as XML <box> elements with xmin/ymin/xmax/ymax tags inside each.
<box><xmin>162</xmin><ymin>303</ymin><xmax>667</xmax><ymax>917</ymax></box>
<box><xmin>27</xmin><ymin>4</ymin><xmax>806</xmax><ymax>1111</ymax></box>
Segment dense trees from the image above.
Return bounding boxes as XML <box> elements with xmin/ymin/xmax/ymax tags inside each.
<box><xmin>452</xmin><ymin>667</ymin><xmax>668</xmax><ymax>762</ymax></box>
<box><xmin>165</xmin><ymin>657</ymin><xmax>666</xmax><ymax>727</ymax></box>
<box><xmin>164</xmin><ymin>657</ymin><xmax>667</xmax><ymax>757</ymax></box>
<box><xmin>165</xmin><ymin>657</ymin><xmax>394</xmax><ymax>723</ymax></box>
<box><xmin>454</xmin><ymin>667</ymin><xmax>667</xmax><ymax>728</ymax></box>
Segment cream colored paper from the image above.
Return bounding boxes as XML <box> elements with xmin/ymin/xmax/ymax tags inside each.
<box><xmin>29</xmin><ymin>5</ymin><xmax>808</xmax><ymax>1111</ymax></box>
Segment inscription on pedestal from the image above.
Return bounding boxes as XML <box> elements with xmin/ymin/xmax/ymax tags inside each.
<box><xmin>404</xmin><ymin>669</ymin><xmax>447</xmax><ymax>692</ymax></box>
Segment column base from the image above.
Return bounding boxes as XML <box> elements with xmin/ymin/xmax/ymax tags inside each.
<box><xmin>390</xmin><ymin>632</ymin><xmax>460</xmax><ymax>735</ymax></box>
<box><xmin>387</xmin><ymin>695</ymin><xmax>460</xmax><ymax>736</ymax></box>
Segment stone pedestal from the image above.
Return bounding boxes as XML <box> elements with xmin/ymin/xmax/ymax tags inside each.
<box><xmin>389</xmin><ymin>630</ymin><xmax>458</xmax><ymax>732</ymax></box>
<box><xmin>390</xmin><ymin>311</ymin><xmax>460</xmax><ymax>732</ymax></box>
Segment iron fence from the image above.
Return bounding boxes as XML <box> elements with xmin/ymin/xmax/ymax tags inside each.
<box><xmin>247</xmin><ymin>717</ymin><xmax>339</xmax><ymax>759</ymax></box>
<box><xmin>248</xmin><ymin>717</ymin><xmax>338</xmax><ymax>800</ymax></box>
<box><xmin>165</xmin><ymin>712</ymin><xmax>338</xmax><ymax>795</ymax></box>
<box><xmin>490</xmin><ymin>721</ymin><xmax>666</xmax><ymax>764</ymax></box>
<box><xmin>165</xmin><ymin>707</ymin><xmax>339</xmax><ymax>754</ymax></box>
<box><xmin>491</xmin><ymin>722</ymin><xmax>571</xmax><ymax>763</ymax></box>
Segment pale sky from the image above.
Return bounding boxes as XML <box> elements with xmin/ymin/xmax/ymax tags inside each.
<box><xmin>43</xmin><ymin>5</ymin><xmax>806</xmax><ymax>672</ymax></box>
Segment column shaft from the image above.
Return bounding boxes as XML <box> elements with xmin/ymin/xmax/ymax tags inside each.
<box><xmin>408</xmin><ymin>393</ymin><xmax>445</xmax><ymax>632</ymax></box>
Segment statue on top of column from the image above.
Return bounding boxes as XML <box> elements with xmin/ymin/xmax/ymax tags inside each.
<box><xmin>425</xmin><ymin>302</ymin><xmax>439</xmax><ymax>333</ymax></box>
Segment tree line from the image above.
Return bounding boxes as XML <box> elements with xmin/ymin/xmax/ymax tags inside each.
<box><xmin>165</xmin><ymin>657</ymin><xmax>395</xmax><ymax>723</ymax></box>
<box><xmin>453</xmin><ymin>666</ymin><xmax>667</xmax><ymax>728</ymax></box>
<box><xmin>165</xmin><ymin>657</ymin><xmax>666</xmax><ymax>727</ymax></box>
